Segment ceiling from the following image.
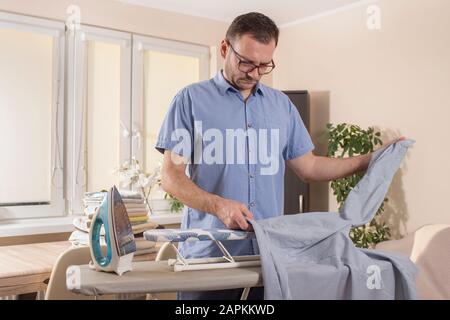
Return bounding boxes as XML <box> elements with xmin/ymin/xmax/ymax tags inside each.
<box><xmin>117</xmin><ymin>0</ymin><xmax>372</xmax><ymax>27</ymax></box>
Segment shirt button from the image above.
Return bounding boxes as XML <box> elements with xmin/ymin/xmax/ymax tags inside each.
<box><xmin>247</xmin><ymin>123</ymin><xmax>252</xmax><ymax>128</ymax></box>
<box><xmin>249</xmin><ymin>202</ymin><xmax>255</xmax><ymax>207</ymax></box>
<box><xmin>249</xmin><ymin>174</ymin><xmax>254</xmax><ymax>179</ymax></box>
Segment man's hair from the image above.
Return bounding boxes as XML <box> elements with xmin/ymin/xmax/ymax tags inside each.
<box><xmin>226</xmin><ymin>12</ymin><xmax>279</xmax><ymax>46</ymax></box>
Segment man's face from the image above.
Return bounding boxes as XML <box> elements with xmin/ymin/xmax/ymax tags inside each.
<box><xmin>221</xmin><ymin>34</ymin><xmax>276</xmax><ymax>91</ymax></box>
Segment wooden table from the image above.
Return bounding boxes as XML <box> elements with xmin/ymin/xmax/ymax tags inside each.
<box><xmin>0</xmin><ymin>241</ymin><xmax>158</xmax><ymax>297</ymax></box>
<box><xmin>0</xmin><ymin>241</ymin><xmax>72</xmax><ymax>297</ymax></box>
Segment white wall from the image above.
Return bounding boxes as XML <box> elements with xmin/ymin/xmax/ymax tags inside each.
<box><xmin>0</xmin><ymin>0</ymin><xmax>227</xmax><ymax>46</ymax></box>
<box><xmin>274</xmin><ymin>0</ymin><xmax>450</xmax><ymax>236</ymax></box>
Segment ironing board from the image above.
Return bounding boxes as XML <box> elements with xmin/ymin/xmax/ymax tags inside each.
<box><xmin>143</xmin><ymin>229</ymin><xmax>261</xmax><ymax>272</ymax></box>
<box><xmin>68</xmin><ymin>229</ymin><xmax>261</xmax><ymax>299</ymax></box>
<box><xmin>67</xmin><ymin>260</ymin><xmax>262</xmax><ymax>297</ymax></box>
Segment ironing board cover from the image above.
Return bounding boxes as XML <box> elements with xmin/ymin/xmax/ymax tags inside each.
<box><xmin>144</xmin><ymin>228</ymin><xmax>256</xmax><ymax>243</ymax></box>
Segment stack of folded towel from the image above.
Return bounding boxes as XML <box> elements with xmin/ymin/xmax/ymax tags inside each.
<box><xmin>69</xmin><ymin>189</ymin><xmax>160</xmax><ymax>256</ymax></box>
<box><xmin>120</xmin><ymin>190</ymin><xmax>151</xmax><ymax>231</ymax></box>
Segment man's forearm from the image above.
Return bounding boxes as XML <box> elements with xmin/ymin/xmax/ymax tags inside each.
<box><xmin>161</xmin><ymin>170</ymin><xmax>221</xmax><ymax>215</ymax></box>
<box><xmin>309</xmin><ymin>153</ymin><xmax>371</xmax><ymax>182</ymax></box>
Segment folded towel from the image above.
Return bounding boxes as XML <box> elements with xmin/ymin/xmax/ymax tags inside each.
<box><xmin>134</xmin><ymin>247</ymin><xmax>158</xmax><ymax>256</ymax></box>
<box><xmin>135</xmin><ymin>238</ymin><xmax>156</xmax><ymax>250</ymax></box>
<box><xmin>122</xmin><ymin>198</ymin><xmax>145</xmax><ymax>204</ymax></box>
<box><xmin>118</xmin><ymin>189</ymin><xmax>143</xmax><ymax>200</ymax></box>
<box><xmin>131</xmin><ymin>221</ymin><xmax>148</xmax><ymax>227</ymax></box>
<box><xmin>82</xmin><ymin>200</ymin><xmax>102</xmax><ymax>204</ymax></box>
<box><xmin>69</xmin><ymin>231</ymin><xmax>156</xmax><ymax>251</ymax></box>
<box><xmin>84</xmin><ymin>191</ymin><xmax>106</xmax><ymax>198</ymax></box>
<box><xmin>128</xmin><ymin>213</ymin><xmax>149</xmax><ymax>219</ymax></box>
<box><xmin>84</xmin><ymin>206</ymin><xmax>99</xmax><ymax>217</ymax></box>
<box><xmin>83</xmin><ymin>192</ymin><xmax>104</xmax><ymax>200</ymax></box>
<box><xmin>125</xmin><ymin>203</ymin><xmax>148</xmax><ymax>210</ymax></box>
<box><xmin>83</xmin><ymin>205</ymin><xmax>147</xmax><ymax>218</ymax></box>
<box><xmin>129</xmin><ymin>216</ymin><xmax>148</xmax><ymax>223</ymax></box>
<box><xmin>73</xmin><ymin>216</ymin><xmax>94</xmax><ymax>233</ymax></box>
<box><xmin>126</xmin><ymin>208</ymin><xmax>149</xmax><ymax>214</ymax></box>
<box><xmin>69</xmin><ymin>230</ymin><xmax>104</xmax><ymax>247</ymax></box>
<box><xmin>132</xmin><ymin>221</ymin><xmax>158</xmax><ymax>234</ymax></box>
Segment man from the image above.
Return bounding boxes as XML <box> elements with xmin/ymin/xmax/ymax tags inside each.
<box><xmin>156</xmin><ymin>12</ymin><xmax>402</xmax><ymax>300</ymax></box>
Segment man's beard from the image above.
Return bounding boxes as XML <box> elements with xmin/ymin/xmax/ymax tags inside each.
<box><xmin>234</xmin><ymin>74</ymin><xmax>258</xmax><ymax>90</ymax></box>
<box><xmin>222</xmin><ymin>69</ymin><xmax>258</xmax><ymax>90</ymax></box>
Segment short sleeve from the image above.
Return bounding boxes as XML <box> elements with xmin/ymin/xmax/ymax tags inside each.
<box><xmin>283</xmin><ymin>99</ymin><xmax>315</xmax><ymax>160</ymax></box>
<box><xmin>155</xmin><ymin>88</ymin><xmax>194</xmax><ymax>160</ymax></box>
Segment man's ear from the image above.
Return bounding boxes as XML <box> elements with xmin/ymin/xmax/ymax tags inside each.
<box><xmin>220</xmin><ymin>39</ymin><xmax>228</xmax><ymax>59</ymax></box>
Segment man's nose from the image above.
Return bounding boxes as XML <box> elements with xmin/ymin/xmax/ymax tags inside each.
<box><xmin>248</xmin><ymin>67</ymin><xmax>260</xmax><ymax>79</ymax></box>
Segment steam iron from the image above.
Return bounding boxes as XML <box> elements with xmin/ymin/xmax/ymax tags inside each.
<box><xmin>89</xmin><ymin>186</ymin><xmax>136</xmax><ymax>276</ymax></box>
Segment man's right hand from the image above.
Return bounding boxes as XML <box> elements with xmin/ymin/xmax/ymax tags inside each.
<box><xmin>213</xmin><ymin>198</ymin><xmax>254</xmax><ymax>231</ymax></box>
<box><xmin>161</xmin><ymin>150</ymin><xmax>254</xmax><ymax>231</ymax></box>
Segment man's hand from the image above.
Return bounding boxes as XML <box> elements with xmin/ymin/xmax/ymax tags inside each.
<box><xmin>213</xmin><ymin>198</ymin><xmax>254</xmax><ymax>231</ymax></box>
<box><xmin>362</xmin><ymin>136</ymin><xmax>407</xmax><ymax>170</ymax></box>
<box><xmin>287</xmin><ymin>136</ymin><xmax>408</xmax><ymax>183</ymax></box>
<box><xmin>161</xmin><ymin>150</ymin><xmax>255</xmax><ymax>231</ymax></box>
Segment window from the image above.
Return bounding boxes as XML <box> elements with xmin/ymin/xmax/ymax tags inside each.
<box><xmin>66</xmin><ymin>26</ymin><xmax>132</xmax><ymax>214</ymax></box>
<box><xmin>143</xmin><ymin>50</ymin><xmax>200</xmax><ymax>171</ymax></box>
<box><xmin>0</xmin><ymin>12</ymin><xmax>65</xmax><ymax>220</ymax></box>
<box><xmin>131</xmin><ymin>35</ymin><xmax>209</xmax><ymax>210</ymax></box>
<box><xmin>0</xmin><ymin>12</ymin><xmax>211</xmax><ymax>220</ymax></box>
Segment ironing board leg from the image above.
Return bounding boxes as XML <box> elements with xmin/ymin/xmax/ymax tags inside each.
<box><xmin>171</xmin><ymin>243</ymin><xmax>188</xmax><ymax>266</ymax></box>
<box><xmin>240</xmin><ymin>287</ymin><xmax>251</xmax><ymax>300</ymax></box>
<box><xmin>214</xmin><ymin>240</ymin><xmax>235</xmax><ymax>263</ymax></box>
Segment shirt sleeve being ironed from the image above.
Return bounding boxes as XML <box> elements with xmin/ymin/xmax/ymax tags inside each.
<box><xmin>155</xmin><ymin>88</ymin><xmax>194</xmax><ymax>161</ymax></box>
<box><xmin>283</xmin><ymin>99</ymin><xmax>315</xmax><ymax>160</ymax></box>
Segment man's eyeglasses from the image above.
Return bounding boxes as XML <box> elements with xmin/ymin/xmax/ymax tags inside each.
<box><xmin>227</xmin><ymin>42</ymin><xmax>275</xmax><ymax>75</ymax></box>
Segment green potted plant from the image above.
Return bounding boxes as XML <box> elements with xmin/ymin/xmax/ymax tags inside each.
<box><xmin>118</xmin><ymin>160</ymin><xmax>184</xmax><ymax>214</ymax></box>
<box><xmin>164</xmin><ymin>193</ymin><xmax>185</xmax><ymax>213</ymax></box>
<box><xmin>326</xmin><ymin>123</ymin><xmax>391</xmax><ymax>248</ymax></box>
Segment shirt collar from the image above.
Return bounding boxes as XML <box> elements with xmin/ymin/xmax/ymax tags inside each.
<box><xmin>213</xmin><ymin>70</ymin><xmax>265</xmax><ymax>97</ymax></box>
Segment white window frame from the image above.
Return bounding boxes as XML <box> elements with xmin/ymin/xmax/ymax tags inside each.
<box><xmin>66</xmin><ymin>25</ymin><xmax>132</xmax><ymax>215</ymax></box>
<box><xmin>131</xmin><ymin>35</ymin><xmax>210</xmax><ymax>167</ymax></box>
<box><xmin>0</xmin><ymin>12</ymin><xmax>66</xmax><ymax>220</ymax></box>
<box><xmin>0</xmin><ymin>12</ymin><xmax>209</xmax><ymax>227</ymax></box>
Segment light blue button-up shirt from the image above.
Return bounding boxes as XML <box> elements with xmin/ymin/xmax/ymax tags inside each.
<box><xmin>156</xmin><ymin>71</ymin><xmax>314</xmax><ymax>258</ymax></box>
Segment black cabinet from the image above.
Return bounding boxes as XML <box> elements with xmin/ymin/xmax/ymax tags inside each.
<box><xmin>283</xmin><ymin>91</ymin><xmax>310</xmax><ymax>214</ymax></box>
